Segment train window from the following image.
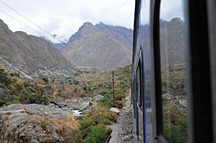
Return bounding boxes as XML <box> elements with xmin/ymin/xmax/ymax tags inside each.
<box><xmin>139</xmin><ymin>0</ymin><xmax>153</xmax><ymax>142</ymax></box>
<box><xmin>159</xmin><ymin>0</ymin><xmax>188</xmax><ymax>142</ymax></box>
<box><xmin>136</xmin><ymin>61</ymin><xmax>142</xmax><ymax>109</ymax></box>
<box><xmin>136</xmin><ymin>59</ymin><xmax>145</xmax><ymax>141</ymax></box>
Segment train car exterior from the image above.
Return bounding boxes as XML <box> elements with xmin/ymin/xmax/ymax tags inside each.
<box><xmin>132</xmin><ymin>0</ymin><xmax>216</xmax><ymax>143</ymax></box>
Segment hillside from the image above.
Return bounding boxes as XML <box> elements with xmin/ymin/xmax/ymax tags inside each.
<box><xmin>61</xmin><ymin>22</ymin><xmax>132</xmax><ymax>71</ymax></box>
<box><xmin>0</xmin><ymin>62</ymin><xmax>132</xmax><ymax>142</ymax></box>
<box><xmin>160</xmin><ymin>18</ymin><xmax>187</xmax><ymax>71</ymax></box>
<box><xmin>0</xmin><ymin>19</ymin><xmax>77</xmax><ymax>78</ymax></box>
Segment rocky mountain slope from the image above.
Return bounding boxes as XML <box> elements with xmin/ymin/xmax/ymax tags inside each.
<box><xmin>160</xmin><ymin>18</ymin><xmax>187</xmax><ymax>71</ymax></box>
<box><xmin>61</xmin><ymin>22</ymin><xmax>132</xmax><ymax>71</ymax></box>
<box><xmin>0</xmin><ymin>19</ymin><xmax>77</xmax><ymax>78</ymax></box>
<box><xmin>138</xmin><ymin>18</ymin><xmax>186</xmax><ymax>72</ymax></box>
<box><xmin>96</xmin><ymin>22</ymin><xmax>133</xmax><ymax>49</ymax></box>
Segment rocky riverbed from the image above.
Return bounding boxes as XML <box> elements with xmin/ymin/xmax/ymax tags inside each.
<box><xmin>0</xmin><ymin>94</ymin><xmax>104</xmax><ymax>143</ymax></box>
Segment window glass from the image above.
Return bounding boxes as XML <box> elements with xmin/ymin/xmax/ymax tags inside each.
<box><xmin>136</xmin><ymin>61</ymin><xmax>144</xmax><ymax>141</ymax></box>
<box><xmin>140</xmin><ymin>0</ymin><xmax>153</xmax><ymax>142</ymax></box>
<box><xmin>136</xmin><ymin>63</ymin><xmax>141</xmax><ymax>108</ymax></box>
<box><xmin>160</xmin><ymin>0</ymin><xmax>188</xmax><ymax>142</ymax></box>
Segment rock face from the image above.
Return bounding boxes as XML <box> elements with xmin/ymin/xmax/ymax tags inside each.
<box><xmin>61</xmin><ymin>22</ymin><xmax>132</xmax><ymax>71</ymax></box>
<box><xmin>95</xmin><ymin>23</ymin><xmax>133</xmax><ymax>49</ymax></box>
<box><xmin>0</xmin><ymin>94</ymin><xmax>104</xmax><ymax>143</ymax></box>
<box><xmin>0</xmin><ymin>19</ymin><xmax>77</xmax><ymax>78</ymax></box>
<box><xmin>0</xmin><ymin>104</ymin><xmax>81</xmax><ymax>143</ymax></box>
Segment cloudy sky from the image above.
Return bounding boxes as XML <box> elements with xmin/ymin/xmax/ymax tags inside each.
<box><xmin>0</xmin><ymin>0</ymin><xmax>183</xmax><ymax>43</ymax></box>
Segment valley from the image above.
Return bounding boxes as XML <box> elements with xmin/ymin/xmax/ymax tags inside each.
<box><xmin>0</xmin><ymin>17</ymin><xmax>186</xmax><ymax>143</ymax></box>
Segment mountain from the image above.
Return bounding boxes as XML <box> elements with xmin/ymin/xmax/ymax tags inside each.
<box><xmin>0</xmin><ymin>19</ymin><xmax>77</xmax><ymax>78</ymax></box>
<box><xmin>61</xmin><ymin>22</ymin><xmax>132</xmax><ymax>71</ymax></box>
<box><xmin>95</xmin><ymin>22</ymin><xmax>133</xmax><ymax>49</ymax></box>
<box><xmin>160</xmin><ymin>18</ymin><xmax>187</xmax><ymax>71</ymax></box>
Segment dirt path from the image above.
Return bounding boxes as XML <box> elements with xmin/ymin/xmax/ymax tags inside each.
<box><xmin>109</xmin><ymin>91</ymin><xmax>137</xmax><ymax>143</ymax></box>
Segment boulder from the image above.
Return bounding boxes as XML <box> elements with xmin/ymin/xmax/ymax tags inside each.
<box><xmin>110</xmin><ymin>107</ymin><xmax>121</xmax><ymax>114</ymax></box>
<box><xmin>92</xmin><ymin>94</ymin><xmax>104</xmax><ymax>102</ymax></box>
<box><xmin>0</xmin><ymin>104</ymin><xmax>81</xmax><ymax>143</ymax></box>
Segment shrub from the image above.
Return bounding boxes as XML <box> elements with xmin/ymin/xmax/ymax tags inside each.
<box><xmin>98</xmin><ymin>98</ymin><xmax>113</xmax><ymax>107</ymax></box>
<box><xmin>21</xmin><ymin>93</ymin><xmax>49</xmax><ymax>105</ymax></box>
<box><xmin>50</xmin><ymin>116</ymin><xmax>82</xmax><ymax>143</ymax></box>
<box><xmin>80</xmin><ymin>119</ymin><xmax>96</xmax><ymax>130</ymax></box>
<box><xmin>0</xmin><ymin>68</ymin><xmax>50</xmax><ymax>106</ymax></box>
<box><xmin>83</xmin><ymin>124</ymin><xmax>111</xmax><ymax>143</ymax></box>
<box><xmin>80</xmin><ymin>105</ymin><xmax>117</xmax><ymax>142</ymax></box>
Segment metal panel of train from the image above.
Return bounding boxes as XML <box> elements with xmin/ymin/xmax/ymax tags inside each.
<box><xmin>132</xmin><ymin>0</ymin><xmax>216</xmax><ymax>143</ymax></box>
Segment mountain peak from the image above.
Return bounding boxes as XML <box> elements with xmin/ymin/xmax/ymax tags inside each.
<box><xmin>62</xmin><ymin>22</ymin><xmax>132</xmax><ymax>71</ymax></box>
<box><xmin>82</xmin><ymin>22</ymin><xmax>94</xmax><ymax>27</ymax></box>
<box><xmin>0</xmin><ymin>19</ymin><xmax>10</xmax><ymax>31</ymax></box>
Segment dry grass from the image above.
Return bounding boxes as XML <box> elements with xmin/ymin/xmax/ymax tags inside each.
<box><xmin>33</xmin><ymin>115</ymin><xmax>82</xmax><ymax>143</ymax></box>
<box><xmin>50</xmin><ymin>115</ymin><xmax>82</xmax><ymax>143</ymax></box>
<box><xmin>50</xmin><ymin>115</ymin><xmax>80</xmax><ymax>131</ymax></box>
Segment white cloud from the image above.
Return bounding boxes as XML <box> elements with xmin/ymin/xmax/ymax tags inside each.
<box><xmin>0</xmin><ymin>0</ymin><xmax>183</xmax><ymax>42</ymax></box>
<box><xmin>160</xmin><ymin>0</ymin><xmax>184</xmax><ymax>20</ymax></box>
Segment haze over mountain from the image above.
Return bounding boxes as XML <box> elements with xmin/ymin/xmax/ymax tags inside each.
<box><xmin>0</xmin><ymin>19</ymin><xmax>77</xmax><ymax>78</ymax></box>
<box><xmin>61</xmin><ymin>22</ymin><xmax>133</xmax><ymax>71</ymax></box>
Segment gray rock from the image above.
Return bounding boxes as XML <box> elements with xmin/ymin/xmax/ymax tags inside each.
<box><xmin>0</xmin><ymin>104</ymin><xmax>79</xmax><ymax>142</ymax></box>
<box><xmin>31</xmin><ymin>139</ymin><xmax>39</xmax><ymax>143</ymax></box>
<box><xmin>110</xmin><ymin>107</ymin><xmax>121</xmax><ymax>114</ymax></box>
<box><xmin>80</xmin><ymin>101</ymin><xmax>90</xmax><ymax>111</ymax></box>
<box><xmin>93</xmin><ymin>94</ymin><xmax>104</xmax><ymax>102</ymax></box>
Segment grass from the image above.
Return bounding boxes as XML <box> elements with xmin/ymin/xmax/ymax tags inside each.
<box><xmin>77</xmin><ymin>65</ymin><xmax>131</xmax><ymax>143</ymax></box>
<box><xmin>33</xmin><ymin>115</ymin><xmax>82</xmax><ymax>143</ymax></box>
<box><xmin>162</xmin><ymin>65</ymin><xmax>188</xmax><ymax>143</ymax></box>
<box><xmin>79</xmin><ymin>105</ymin><xmax>117</xmax><ymax>143</ymax></box>
<box><xmin>80</xmin><ymin>65</ymin><xmax>131</xmax><ymax>108</ymax></box>
<box><xmin>83</xmin><ymin>124</ymin><xmax>112</xmax><ymax>143</ymax></box>
<box><xmin>163</xmin><ymin>99</ymin><xmax>187</xmax><ymax>143</ymax></box>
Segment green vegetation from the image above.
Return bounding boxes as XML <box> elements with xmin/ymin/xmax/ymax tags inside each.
<box><xmin>163</xmin><ymin>99</ymin><xmax>187</xmax><ymax>143</ymax></box>
<box><xmin>0</xmin><ymin>68</ymin><xmax>49</xmax><ymax>106</ymax></box>
<box><xmin>78</xmin><ymin>65</ymin><xmax>131</xmax><ymax>143</ymax></box>
<box><xmin>84</xmin><ymin>124</ymin><xmax>112</xmax><ymax>143</ymax></box>
<box><xmin>79</xmin><ymin>105</ymin><xmax>117</xmax><ymax>143</ymax></box>
<box><xmin>81</xmin><ymin>65</ymin><xmax>131</xmax><ymax>108</ymax></box>
<box><xmin>161</xmin><ymin>66</ymin><xmax>187</xmax><ymax>143</ymax></box>
<box><xmin>0</xmin><ymin>64</ymin><xmax>131</xmax><ymax>143</ymax></box>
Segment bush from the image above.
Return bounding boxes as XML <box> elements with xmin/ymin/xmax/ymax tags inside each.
<box><xmin>98</xmin><ymin>98</ymin><xmax>113</xmax><ymax>107</ymax></box>
<box><xmin>21</xmin><ymin>93</ymin><xmax>49</xmax><ymax>105</ymax></box>
<box><xmin>80</xmin><ymin>105</ymin><xmax>117</xmax><ymax>142</ymax></box>
<box><xmin>80</xmin><ymin>119</ymin><xmax>96</xmax><ymax>130</ymax></box>
<box><xmin>84</xmin><ymin>124</ymin><xmax>111</xmax><ymax>143</ymax></box>
<box><xmin>0</xmin><ymin>68</ymin><xmax>50</xmax><ymax>106</ymax></box>
<box><xmin>163</xmin><ymin>100</ymin><xmax>187</xmax><ymax>143</ymax></box>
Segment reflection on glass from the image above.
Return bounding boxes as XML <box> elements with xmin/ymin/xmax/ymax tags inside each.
<box><xmin>160</xmin><ymin>0</ymin><xmax>188</xmax><ymax>143</ymax></box>
<box><xmin>140</xmin><ymin>0</ymin><xmax>153</xmax><ymax>142</ymax></box>
<box><xmin>136</xmin><ymin>63</ymin><xmax>144</xmax><ymax>142</ymax></box>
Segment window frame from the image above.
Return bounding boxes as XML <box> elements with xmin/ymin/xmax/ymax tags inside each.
<box><xmin>134</xmin><ymin>0</ymin><xmax>215</xmax><ymax>143</ymax></box>
<box><xmin>152</xmin><ymin>0</ymin><xmax>214</xmax><ymax>143</ymax></box>
<box><xmin>207</xmin><ymin>0</ymin><xmax>216</xmax><ymax>142</ymax></box>
<box><xmin>135</xmin><ymin>49</ymin><xmax>146</xmax><ymax>141</ymax></box>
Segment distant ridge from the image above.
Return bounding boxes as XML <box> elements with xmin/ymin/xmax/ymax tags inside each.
<box><xmin>0</xmin><ymin>19</ymin><xmax>77</xmax><ymax>78</ymax></box>
<box><xmin>61</xmin><ymin>22</ymin><xmax>133</xmax><ymax>71</ymax></box>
